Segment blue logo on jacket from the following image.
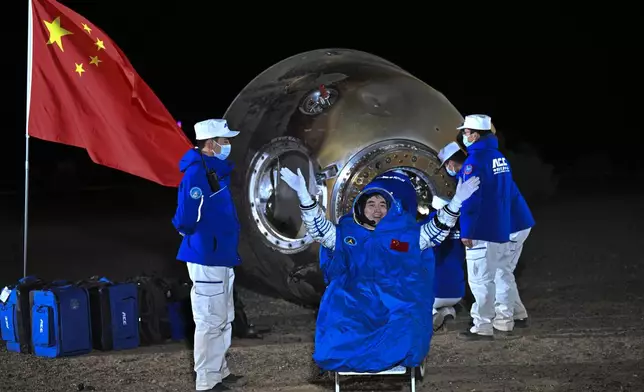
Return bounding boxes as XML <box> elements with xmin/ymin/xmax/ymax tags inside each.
<box><xmin>344</xmin><ymin>236</ymin><xmax>357</xmax><ymax>246</ymax></box>
<box><xmin>189</xmin><ymin>187</ymin><xmax>203</xmax><ymax>199</ymax></box>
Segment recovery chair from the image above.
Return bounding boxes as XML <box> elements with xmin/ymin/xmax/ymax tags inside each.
<box><xmin>334</xmin><ymin>359</ymin><xmax>427</xmax><ymax>392</ymax></box>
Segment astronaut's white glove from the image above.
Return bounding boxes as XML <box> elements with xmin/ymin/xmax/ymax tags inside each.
<box><xmin>279</xmin><ymin>167</ymin><xmax>314</xmax><ymax>206</ymax></box>
<box><xmin>447</xmin><ymin>176</ymin><xmax>481</xmax><ymax>212</ymax></box>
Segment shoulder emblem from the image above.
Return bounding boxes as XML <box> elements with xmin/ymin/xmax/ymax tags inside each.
<box><xmin>492</xmin><ymin>157</ymin><xmax>510</xmax><ymax>175</ymax></box>
<box><xmin>344</xmin><ymin>236</ymin><xmax>357</xmax><ymax>246</ymax></box>
<box><xmin>464</xmin><ymin>164</ymin><xmax>473</xmax><ymax>175</ymax></box>
<box><xmin>189</xmin><ymin>186</ymin><xmax>203</xmax><ymax>200</ymax></box>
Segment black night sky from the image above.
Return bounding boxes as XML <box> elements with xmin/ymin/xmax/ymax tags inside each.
<box><xmin>4</xmin><ymin>2</ymin><xmax>642</xmax><ymax>198</ymax></box>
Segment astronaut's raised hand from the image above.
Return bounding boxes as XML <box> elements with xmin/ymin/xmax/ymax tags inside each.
<box><xmin>279</xmin><ymin>167</ymin><xmax>314</xmax><ymax>206</ymax></box>
<box><xmin>447</xmin><ymin>176</ymin><xmax>481</xmax><ymax>211</ymax></box>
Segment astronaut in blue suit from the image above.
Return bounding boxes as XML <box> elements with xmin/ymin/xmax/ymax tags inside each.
<box><xmin>279</xmin><ymin>167</ymin><xmax>480</xmax><ymax>372</ymax></box>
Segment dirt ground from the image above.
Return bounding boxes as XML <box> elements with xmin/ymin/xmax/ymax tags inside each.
<box><xmin>1</xmin><ymin>190</ymin><xmax>643</xmax><ymax>391</ymax></box>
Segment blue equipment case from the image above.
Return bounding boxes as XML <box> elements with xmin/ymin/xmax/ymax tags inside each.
<box><xmin>0</xmin><ymin>276</ymin><xmax>47</xmax><ymax>354</ymax></box>
<box><xmin>78</xmin><ymin>277</ymin><xmax>140</xmax><ymax>351</ymax></box>
<box><xmin>167</xmin><ymin>301</ymin><xmax>188</xmax><ymax>341</ymax></box>
<box><xmin>30</xmin><ymin>284</ymin><xmax>93</xmax><ymax>358</ymax></box>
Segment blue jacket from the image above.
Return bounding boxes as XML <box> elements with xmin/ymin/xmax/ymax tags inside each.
<box><xmin>510</xmin><ymin>182</ymin><xmax>535</xmax><ymax>234</ymax></box>
<box><xmin>460</xmin><ymin>134</ymin><xmax>512</xmax><ymax>243</ymax></box>
<box><xmin>432</xmin><ymin>234</ymin><xmax>465</xmax><ymax>300</ymax></box>
<box><xmin>314</xmin><ymin>189</ymin><xmax>434</xmax><ymax>372</ymax></box>
<box><xmin>172</xmin><ymin>148</ymin><xmax>241</xmax><ymax>267</ymax></box>
<box><xmin>421</xmin><ymin>212</ymin><xmax>465</xmax><ymax>300</ymax></box>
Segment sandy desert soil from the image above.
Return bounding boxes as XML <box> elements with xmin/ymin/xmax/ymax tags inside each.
<box><xmin>1</xmin><ymin>191</ymin><xmax>643</xmax><ymax>391</ymax></box>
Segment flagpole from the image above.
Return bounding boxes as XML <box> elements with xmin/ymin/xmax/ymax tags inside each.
<box><xmin>23</xmin><ymin>0</ymin><xmax>34</xmax><ymax>278</ymax></box>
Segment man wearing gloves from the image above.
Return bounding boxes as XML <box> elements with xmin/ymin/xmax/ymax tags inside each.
<box><xmin>456</xmin><ymin>114</ymin><xmax>515</xmax><ymax>341</ymax></box>
<box><xmin>172</xmin><ymin>119</ymin><xmax>244</xmax><ymax>391</ymax></box>
<box><xmin>278</xmin><ymin>166</ymin><xmax>480</xmax><ymax>372</ymax></box>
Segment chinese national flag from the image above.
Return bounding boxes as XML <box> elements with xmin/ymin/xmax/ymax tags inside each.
<box><xmin>28</xmin><ymin>0</ymin><xmax>193</xmax><ymax>187</ymax></box>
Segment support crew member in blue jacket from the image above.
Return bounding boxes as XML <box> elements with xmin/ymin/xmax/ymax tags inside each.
<box><xmin>436</xmin><ymin>141</ymin><xmax>478</xmax><ymax>308</ymax></box>
<box><xmin>455</xmin><ymin>114</ymin><xmax>514</xmax><ymax>341</ymax></box>
<box><xmin>429</xmin><ymin>195</ymin><xmax>466</xmax><ymax>331</ymax></box>
<box><xmin>172</xmin><ymin>119</ymin><xmax>244</xmax><ymax>391</ymax></box>
<box><xmin>439</xmin><ymin>126</ymin><xmax>536</xmax><ymax>336</ymax></box>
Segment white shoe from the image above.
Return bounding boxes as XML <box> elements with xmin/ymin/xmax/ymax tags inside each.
<box><xmin>493</xmin><ymin>318</ymin><xmax>514</xmax><ymax>332</ymax></box>
<box><xmin>433</xmin><ymin>307</ymin><xmax>456</xmax><ymax>331</ymax></box>
<box><xmin>442</xmin><ymin>306</ymin><xmax>456</xmax><ymax>320</ymax></box>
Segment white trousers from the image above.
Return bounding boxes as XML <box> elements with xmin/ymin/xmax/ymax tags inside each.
<box><xmin>432</xmin><ymin>297</ymin><xmax>462</xmax><ymax>315</ymax></box>
<box><xmin>186</xmin><ymin>263</ymin><xmax>235</xmax><ymax>391</ymax></box>
<box><xmin>493</xmin><ymin>228</ymin><xmax>531</xmax><ymax>331</ymax></box>
<box><xmin>465</xmin><ymin>239</ymin><xmax>504</xmax><ymax>335</ymax></box>
<box><xmin>466</xmin><ymin>229</ymin><xmax>531</xmax><ymax>335</ymax></box>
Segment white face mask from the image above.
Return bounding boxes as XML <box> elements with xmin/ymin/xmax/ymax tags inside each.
<box><xmin>214</xmin><ymin>142</ymin><xmax>231</xmax><ymax>160</ymax></box>
<box><xmin>446</xmin><ymin>166</ymin><xmax>457</xmax><ymax>177</ymax></box>
<box><xmin>462</xmin><ymin>134</ymin><xmax>474</xmax><ymax>147</ymax></box>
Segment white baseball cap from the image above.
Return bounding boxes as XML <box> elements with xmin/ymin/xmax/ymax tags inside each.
<box><xmin>438</xmin><ymin>142</ymin><xmax>463</xmax><ymax>167</ymax></box>
<box><xmin>194</xmin><ymin>119</ymin><xmax>240</xmax><ymax>141</ymax></box>
<box><xmin>456</xmin><ymin>114</ymin><xmax>492</xmax><ymax>131</ymax></box>
<box><xmin>431</xmin><ymin>195</ymin><xmax>449</xmax><ymax>210</ymax></box>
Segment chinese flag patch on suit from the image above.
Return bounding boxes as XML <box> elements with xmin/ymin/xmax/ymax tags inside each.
<box><xmin>27</xmin><ymin>0</ymin><xmax>193</xmax><ymax>187</ymax></box>
<box><xmin>390</xmin><ymin>239</ymin><xmax>409</xmax><ymax>252</ymax></box>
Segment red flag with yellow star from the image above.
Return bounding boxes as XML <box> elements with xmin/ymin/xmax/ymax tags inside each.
<box><xmin>27</xmin><ymin>0</ymin><xmax>193</xmax><ymax>187</ymax></box>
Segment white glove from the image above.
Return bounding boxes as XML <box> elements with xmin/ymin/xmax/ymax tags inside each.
<box><xmin>279</xmin><ymin>167</ymin><xmax>314</xmax><ymax>206</ymax></box>
<box><xmin>447</xmin><ymin>176</ymin><xmax>481</xmax><ymax>211</ymax></box>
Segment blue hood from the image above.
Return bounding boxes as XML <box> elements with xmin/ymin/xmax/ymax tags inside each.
<box><xmin>362</xmin><ymin>171</ymin><xmax>418</xmax><ymax>215</ymax></box>
<box><xmin>179</xmin><ymin>148</ymin><xmax>234</xmax><ymax>178</ymax></box>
